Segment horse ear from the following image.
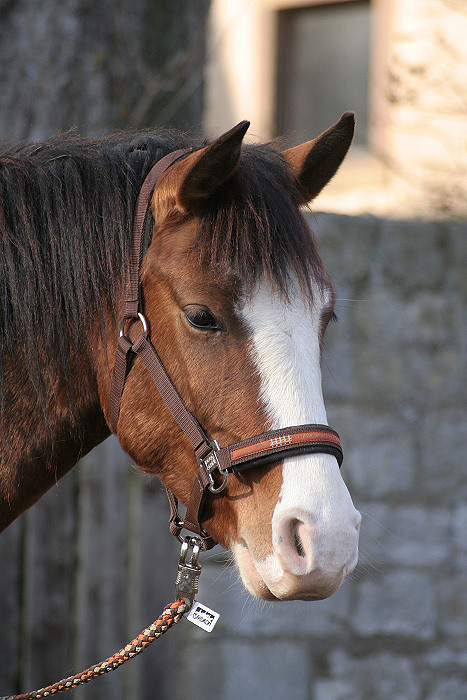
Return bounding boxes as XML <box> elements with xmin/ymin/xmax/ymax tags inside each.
<box><xmin>282</xmin><ymin>112</ymin><xmax>355</xmax><ymax>202</ymax></box>
<box><xmin>175</xmin><ymin>121</ymin><xmax>250</xmax><ymax>212</ymax></box>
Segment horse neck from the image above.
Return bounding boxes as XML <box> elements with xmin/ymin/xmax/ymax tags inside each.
<box><xmin>0</xmin><ymin>346</ymin><xmax>110</xmax><ymax>532</ymax></box>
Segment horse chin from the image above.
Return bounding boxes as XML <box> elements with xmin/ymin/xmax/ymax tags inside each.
<box><xmin>232</xmin><ymin>544</ymin><xmax>280</xmax><ymax>600</ymax></box>
<box><xmin>231</xmin><ymin>542</ymin><xmax>343</xmax><ymax>602</ymax></box>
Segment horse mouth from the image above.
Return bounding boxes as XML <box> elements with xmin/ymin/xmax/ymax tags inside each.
<box><xmin>231</xmin><ymin>541</ymin><xmax>344</xmax><ymax>602</ymax></box>
<box><xmin>232</xmin><ymin>542</ymin><xmax>281</xmax><ymax>600</ymax></box>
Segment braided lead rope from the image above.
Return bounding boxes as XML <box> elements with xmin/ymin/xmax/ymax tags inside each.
<box><xmin>1</xmin><ymin>599</ymin><xmax>188</xmax><ymax>700</ymax></box>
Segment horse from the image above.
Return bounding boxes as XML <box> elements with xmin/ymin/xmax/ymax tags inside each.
<box><xmin>0</xmin><ymin>113</ymin><xmax>361</xmax><ymax>602</ymax></box>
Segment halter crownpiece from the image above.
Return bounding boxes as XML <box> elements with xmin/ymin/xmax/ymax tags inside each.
<box><xmin>109</xmin><ymin>149</ymin><xmax>344</xmax><ymax>550</ymax></box>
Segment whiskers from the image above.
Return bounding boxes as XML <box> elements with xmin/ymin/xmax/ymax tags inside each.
<box><xmin>239</xmin><ymin>592</ymin><xmax>273</xmax><ymax>623</ymax></box>
<box><xmin>351</xmin><ymin>549</ymin><xmax>385</xmax><ymax>583</ymax></box>
<box><xmin>346</xmin><ymin>508</ymin><xmax>397</xmax><ymax>585</ymax></box>
<box><xmin>334</xmin><ymin>297</ymin><xmax>371</xmax><ymax>307</ymax></box>
<box><xmin>202</xmin><ymin>549</ymin><xmax>275</xmax><ymax>623</ymax></box>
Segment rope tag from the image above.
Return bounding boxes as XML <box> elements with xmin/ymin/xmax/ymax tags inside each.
<box><xmin>186</xmin><ymin>601</ymin><xmax>220</xmax><ymax>633</ymax></box>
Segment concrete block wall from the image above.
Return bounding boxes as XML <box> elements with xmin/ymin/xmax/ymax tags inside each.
<box><xmin>169</xmin><ymin>213</ymin><xmax>467</xmax><ymax>699</ymax></box>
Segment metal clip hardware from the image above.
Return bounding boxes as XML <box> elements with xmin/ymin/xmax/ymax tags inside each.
<box><xmin>175</xmin><ymin>536</ymin><xmax>203</xmax><ymax>610</ymax></box>
<box><xmin>198</xmin><ymin>440</ymin><xmax>229</xmax><ymax>494</ymax></box>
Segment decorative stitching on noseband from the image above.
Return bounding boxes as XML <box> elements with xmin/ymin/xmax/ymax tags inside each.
<box><xmin>270</xmin><ymin>434</ymin><xmax>292</xmax><ymax>448</ymax></box>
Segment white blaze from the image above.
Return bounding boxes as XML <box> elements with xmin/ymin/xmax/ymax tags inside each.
<box><xmin>240</xmin><ymin>280</ymin><xmax>328</xmax><ymax>428</ymax></box>
<box><xmin>238</xmin><ymin>279</ymin><xmax>360</xmax><ymax>595</ymax></box>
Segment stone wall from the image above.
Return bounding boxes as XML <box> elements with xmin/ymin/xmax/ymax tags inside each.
<box><xmin>1</xmin><ymin>213</ymin><xmax>466</xmax><ymax>699</ymax></box>
<box><xmin>170</xmin><ymin>213</ymin><xmax>467</xmax><ymax>700</ymax></box>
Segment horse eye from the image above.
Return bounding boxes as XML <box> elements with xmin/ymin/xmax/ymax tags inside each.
<box><xmin>184</xmin><ymin>305</ymin><xmax>222</xmax><ymax>332</ymax></box>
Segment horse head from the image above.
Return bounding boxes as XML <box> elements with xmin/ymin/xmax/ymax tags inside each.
<box><xmin>98</xmin><ymin>114</ymin><xmax>361</xmax><ymax>601</ymax></box>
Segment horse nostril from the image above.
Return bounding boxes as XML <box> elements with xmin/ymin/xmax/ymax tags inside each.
<box><xmin>292</xmin><ymin>520</ymin><xmax>306</xmax><ymax>558</ymax></box>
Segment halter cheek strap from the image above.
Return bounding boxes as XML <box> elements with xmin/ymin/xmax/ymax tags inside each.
<box><xmin>109</xmin><ymin>150</ymin><xmax>344</xmax><ymax>551</ymax></box>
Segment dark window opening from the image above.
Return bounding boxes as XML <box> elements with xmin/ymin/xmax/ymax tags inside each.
<box><xmin>276</xmin><ymin>1</ymin><xmax>370</xmax><ymax>146</ymax></box>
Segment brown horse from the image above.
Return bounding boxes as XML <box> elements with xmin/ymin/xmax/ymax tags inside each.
<box><xmin>0</xmin><ymin>113</ymin><xmax>360</xmax><ymax>601</ymax></box>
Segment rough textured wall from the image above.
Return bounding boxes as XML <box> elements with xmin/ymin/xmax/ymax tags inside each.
<box><xmin>170</xmin><ymin>213</ymin><xmax>467</xmax><ymax>700</ymax></box>
<box><xmin>371</xmin><ymin>0</ymin><xmax>467</xmax><ymax>217</ymax></box>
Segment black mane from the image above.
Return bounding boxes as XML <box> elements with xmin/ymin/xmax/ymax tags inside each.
<box><xmin>0</xmin><ymin>129</ymin><xmax>324</xmax><ymax>408</ymax></box>
<box><xmin>0</xmin><ymin>129</ymin><xmax>193</xmax><ymax>404</ymax></box>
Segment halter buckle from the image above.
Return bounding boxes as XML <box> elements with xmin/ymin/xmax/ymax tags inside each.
<box><xmin>198</xmin><ymin>440</ymin><xmax>229</xmax><ymax>494</ymax></box>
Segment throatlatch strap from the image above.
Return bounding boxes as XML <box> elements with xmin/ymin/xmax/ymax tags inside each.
<box><xmin>109</xmin><ymin>335</ymin><xmax>133</xmax><ymax>434</ymax></box>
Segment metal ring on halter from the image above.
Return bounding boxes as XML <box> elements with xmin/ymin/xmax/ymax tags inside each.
<box><xmin>197</xmin><ymin>440</ymin><xmax>229</xmax><ymax>494</ymax></box>
<box><xmin>174</xmin><ymin>521</ymin><xmax>212</xmax><ymax>545</ymax></box>
<box><xmin>119</xmin><ymin>312</ymin><xmax>148</xmax><ymax>339</ymax></box>
<box><xmin>207</xmin><ymin>470</ymin><xmax>229</xmax><ymax>494</ymax></box>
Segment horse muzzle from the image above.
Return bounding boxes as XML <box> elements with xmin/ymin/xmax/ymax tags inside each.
<box><xmin>232</xmin><ymin>459</ymin><xmax>361</xmax><ymax>601</ymax></box>
<box><xmin>233</xmin><ymin>518</ymin><xmax>360</xmax><ymax>601</ymax></box>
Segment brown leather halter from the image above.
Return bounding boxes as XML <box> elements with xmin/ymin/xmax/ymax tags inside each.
<box><xmin>109</xmin><ymin>149</ymin><xmax>343</xmax><ymax>550</ymax></box>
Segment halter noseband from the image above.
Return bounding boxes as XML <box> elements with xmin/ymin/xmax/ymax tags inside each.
<box><xmin>109</xmin><ymin>150</ymin><xmax>343</xmax><ymax>550</ymax></box>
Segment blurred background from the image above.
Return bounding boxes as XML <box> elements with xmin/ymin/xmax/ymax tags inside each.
<box><xmin>0</xmin><ymin>1</ymin><xmax>466</xmax><ymax>698</ymax></box>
